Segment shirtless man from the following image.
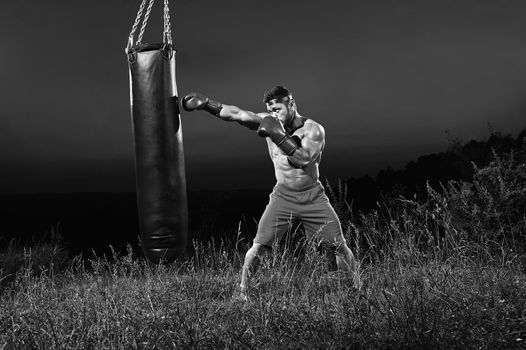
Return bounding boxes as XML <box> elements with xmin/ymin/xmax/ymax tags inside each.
<box><xmin>181</xmin><ymin>86</ymin><xmax>360</xmax><ymax>296</ymax></box>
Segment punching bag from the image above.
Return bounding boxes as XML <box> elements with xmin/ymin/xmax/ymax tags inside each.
<box><xmin>126</xmin><ymin>0</ymin><xmax>188</xmax><ymax>263</ymax></box>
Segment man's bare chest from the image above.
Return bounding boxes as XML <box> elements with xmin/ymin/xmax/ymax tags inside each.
<box><xmin>268</xmin><ymin>127</ymin><xmax>306</xmax><ymax>158</ymax></box>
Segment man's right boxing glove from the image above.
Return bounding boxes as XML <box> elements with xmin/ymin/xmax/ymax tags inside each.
<box><xmin>181</xmin><ymin>92</ymin><xmax>223</xmax><ymax>116</ymax></box>
<box><xmin>257</xmin><ymin>116</ymin><xmax>299</xmax><ymax>156</ymax></box>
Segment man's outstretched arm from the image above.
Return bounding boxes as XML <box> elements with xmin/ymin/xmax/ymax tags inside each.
<box><xmin>181</xmin><ymin>92</ymin><xmax>267</xmax><ymax>130</ymax></box>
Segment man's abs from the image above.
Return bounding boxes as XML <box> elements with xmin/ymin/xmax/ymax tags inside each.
<box><xmin>272</xmin><ymin>155</ymin><xmax>320</xmax><ymax>191</ymax></box>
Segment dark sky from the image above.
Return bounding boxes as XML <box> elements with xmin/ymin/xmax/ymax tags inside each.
<box><xmin>1</xmin><ymin>0</ymin><xmax>525</xmax><ymax>193</ymax></box>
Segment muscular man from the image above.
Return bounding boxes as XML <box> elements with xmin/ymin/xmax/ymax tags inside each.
<box><xmin>182</xmin><ymin>86</ymin><xmax>360</xmax><ymax>297</ymax></box>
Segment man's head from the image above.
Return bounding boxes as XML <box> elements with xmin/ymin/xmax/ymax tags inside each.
<box><xmin>263</xmin><ymin>85</ymin><xmax>296</xmax><ymax>126</ymax></box>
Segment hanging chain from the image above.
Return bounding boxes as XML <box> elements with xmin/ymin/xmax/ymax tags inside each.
<box><xmin>127</xmin><ymin>0</ymin><xmax>173</xmax><ymax>49</ymax></box>
<box><xmin>163</xmin><ymin>0</ymin><xmax>173</xmax><ymax>46</ymax></box>
<box><xmin>137</xmin><ymin>0</ymin><xmax>156</xmax><ymax>44</ymax></box>
<box><xmin>127</xmin><ymin>0</ymin><xmax>149</xmax><ymax>49</ymax></box>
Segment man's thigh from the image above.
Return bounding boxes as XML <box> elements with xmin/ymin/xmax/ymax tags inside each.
<box><xmin>301</xmin><ymin>197</ymin><xmax>345</xmax><ymax>246</ymax></box>
<box><xmin>253</xmin><ymin>194</ymin><xmax>296</xmax><ymax>247</ymax></box>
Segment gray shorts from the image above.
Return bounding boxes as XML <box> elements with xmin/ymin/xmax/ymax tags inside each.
<box><xmin>254</xmin><ymin>182</ymin><xmax>346</xmax><ymax>248</ymax></box>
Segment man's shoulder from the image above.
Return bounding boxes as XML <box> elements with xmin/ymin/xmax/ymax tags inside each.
<box><xmin>301</xmin><ymin>118</ymin><xmax>325</xmax><ymax>141</ymax></box>
<box><xmin>303</xmin><ymin>118</ymin><xmax>325</xmax><ymax>134</ymax></box>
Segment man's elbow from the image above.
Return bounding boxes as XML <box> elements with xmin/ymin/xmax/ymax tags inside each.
<box><xmin>288</xmin><ymin>156</ymin><xmax>310</xmax><ymax>169</ymax></box>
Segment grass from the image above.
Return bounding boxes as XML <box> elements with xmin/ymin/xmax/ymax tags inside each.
<box><xmin>1</xmin><ymin>229</ymin><xmax>525</xmax><ymax>349</ymax></box>
<box><xmin>1</xmin><ymin>145</ymin><xmax>525</xmax><ymax>349</ymax></box>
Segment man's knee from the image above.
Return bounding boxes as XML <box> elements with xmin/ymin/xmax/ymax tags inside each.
<box><xmin>335</xmin><ymin>242</ymin><xmax>353</xmax><ymax>255</ymax></box>
<box><xmin>335</xmin><ymin>242</ymin><xmax>359</xmax><ymax>270</ymax></box>
<box><xmin>244</xmin><ymin>243</ymin><xmax>270</xmax><ymax>262</ymax></box>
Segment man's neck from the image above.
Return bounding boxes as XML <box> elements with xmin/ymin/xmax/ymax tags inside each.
<box><xmin>286</xmin><ymin>113</ymin><xmax>305</xmax><ymax>134</ymax></box>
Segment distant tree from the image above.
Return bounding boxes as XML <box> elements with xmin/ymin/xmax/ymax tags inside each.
<box><xmin>346</xmin><ymin>126</ymin><xmax>526</xmax><ymax>213</ymax></box>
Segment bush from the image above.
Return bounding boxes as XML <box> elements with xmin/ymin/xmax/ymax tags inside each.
<box><xmin>431</xmin><ymin>143</ymin><xmax>526</xmax><ymax>252</ymax></box>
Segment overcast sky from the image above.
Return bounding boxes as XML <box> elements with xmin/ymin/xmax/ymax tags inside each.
<box><xmin>1</xmin><ymin>0</ymin><xmax>525</xmax><ymax>193</ymax></box>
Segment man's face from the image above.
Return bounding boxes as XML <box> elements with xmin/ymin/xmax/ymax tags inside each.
<box><xmin>266</xmin><ymin>97</ymin><xmax>294</xmax><ymax>126</ymax></box>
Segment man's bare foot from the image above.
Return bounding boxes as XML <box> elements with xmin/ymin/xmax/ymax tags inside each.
<box><xmin>232</xmin><ymin>286</ymin><xmax>249</xmax><ymax>302</ymax></box>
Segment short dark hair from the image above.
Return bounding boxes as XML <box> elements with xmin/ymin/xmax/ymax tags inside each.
<box><xmin>263</xmin><ymin>85</ymin><xmax>292</xmax><ymax>104</ymax></box>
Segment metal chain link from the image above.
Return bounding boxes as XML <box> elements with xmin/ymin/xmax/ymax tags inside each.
<box><xmin>127</xmin><ymin>0</ymin><xmax>149</xmax><ymax>49</ymax></box>
<box><xmin>163</xmin><ymin>0</ymin><xmax>173</xmax><ymax>46</ymax></box>
<box><xmin>137</xmin><ymin>0</ymin><xmax>155</xmax><ymax>44</ymax></box>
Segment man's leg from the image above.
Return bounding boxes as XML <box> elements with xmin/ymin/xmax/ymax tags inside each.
<box><xmin>304</xmin><ymin>216</ymin><xmax>359</xmax><ymax>273</ymax></box>
<box><xmin>335</xmin><ymin>243</ymin><xmax>359</xmax><ymax>272</ymax></box>
<box><xmin>240</xmin><ymin>243</ymin><xmax>269</xmax><ymax>292</ymax></box>
<box><xmin>239</xmin><ymin>190</ymin><xmax>293</xmax><ymax>294</ymax></box>
<box><xmin>301</xmin><ymin>187</ymin><xmax>361</xmax><ymax>288</ymax></box>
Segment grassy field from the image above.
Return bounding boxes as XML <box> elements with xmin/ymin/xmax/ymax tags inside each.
<box><xmin>1</xmin><ymin>236</ymin><xmax>525</xmax><ymax>349</ymax></box>
<box><xmin>1</xmin><ymin>146</ymin><xmax>525</xmax><ymax>349</ymax></box>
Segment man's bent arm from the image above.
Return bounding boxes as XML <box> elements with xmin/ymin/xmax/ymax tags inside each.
<box><xmin>287</xmin><ymin>124</ymin><xmax>325</xmax><ymax>168</ymax></box>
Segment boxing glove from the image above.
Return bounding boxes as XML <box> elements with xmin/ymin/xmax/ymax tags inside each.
<box><xmin>257</xmin><ymin>116</ymin><xmax>300</xmax><ymax>155</ymax></box>
<box><xmin>181</xmin><ymin>92</ymin><xmax>223</xmax><ymax>116</ymax></box>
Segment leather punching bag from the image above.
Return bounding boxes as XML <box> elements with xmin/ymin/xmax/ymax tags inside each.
<box><xmin>126</xmin><ymin>0</ymin><xmax>188</xmax><ymax>263</ymax></box>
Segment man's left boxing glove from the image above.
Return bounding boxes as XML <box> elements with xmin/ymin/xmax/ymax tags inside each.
<box><xmin>181</xmin><ymin>92</ymin><xmax>223</xmax><ymax>116</ymax></box>
<box><xmin>257</xmin><ymin>116</ymin><xmax>299</xmax><ymax>156</ymax></box>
